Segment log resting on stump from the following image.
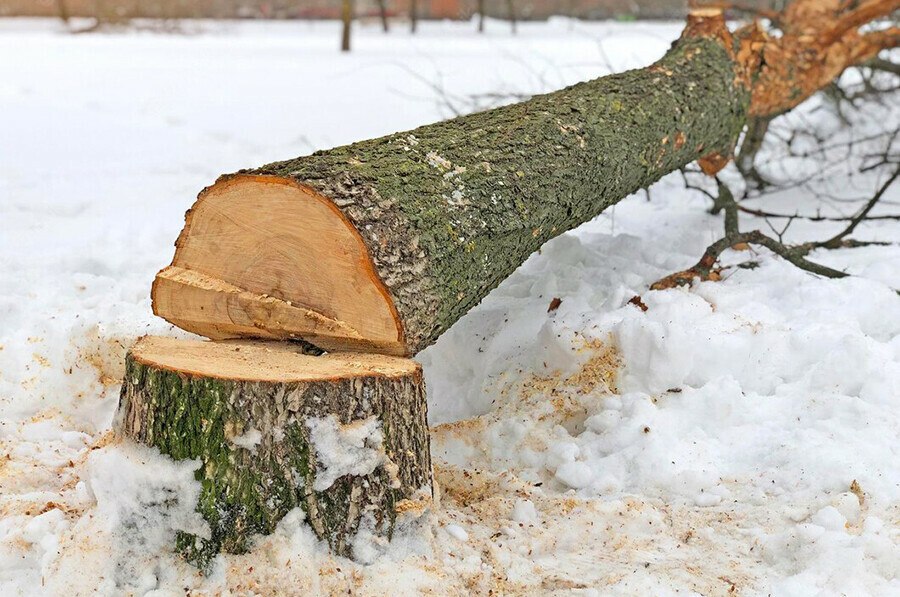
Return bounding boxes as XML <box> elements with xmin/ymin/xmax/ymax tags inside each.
<box><xmin>117</xmin><ymin>336</ymin><xmax>432</xmax><ymax>566</ymax></box>
<box><xmin>152</xmin><ymin>2</ymin><xmax>898</xmax><ymax>357</ymax></box>
<box><xmin>153</xmin><ymin>24</ymin><xmax>748</xmax><ymax>356</ymax></box>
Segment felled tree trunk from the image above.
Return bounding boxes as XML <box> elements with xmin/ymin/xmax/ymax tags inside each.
<box><xmin>152</xmin><ymin>3</ymin><xmax>898</xmax><ymax>357</ymax></box>
<box><xmin>154</xmin><ymin>18</ymin><xmax>747</xmax><ymax>357</ymax></box>
<box><xmin>117</xmin><ymin>336</ymin><xmax>431</xmax><ymax>566</ymax></box>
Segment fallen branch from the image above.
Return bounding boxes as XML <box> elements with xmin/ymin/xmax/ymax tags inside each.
<box><xmin>735</xmin><ymin>205</ymin><xmax>900</xmax><ymax>222</ymax></box>
<box><xmin>650</xmin><ymin>229</ymin><xmax>849</xmax><ymax>291</ymax></box>
<box><xmin>817</xmin><ymin>166</ymin><xmax>900</xmax><ymax>248</ymax></box>
<box><xmin>653</xmin><ymin>166</ymin><xmax>899</xmax><ymax>290</ymax></box>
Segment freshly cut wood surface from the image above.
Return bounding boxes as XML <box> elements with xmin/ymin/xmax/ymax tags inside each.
<box><xmin>152</xmin><ymin>176</ymin><xmax>404</xmax><ymax>355</ymax></box>
<box><xmin>131</xmin><ymin>335</ymin><xmax>418</xmax><ymax>382</ymax></box>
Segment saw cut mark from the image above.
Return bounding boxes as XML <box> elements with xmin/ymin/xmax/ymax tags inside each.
<box><xmin>130</xmin><ymin>336</ymin><xmax>419</xmax><ymax>382</ymax></box>
<box><xmin>152</xmin><ymin>175</ymin><xmax>405</xmax><ymax>355</ymax></box>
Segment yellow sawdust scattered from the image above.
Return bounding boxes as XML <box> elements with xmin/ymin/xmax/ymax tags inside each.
<box><xmin>77</xmin><ymin>330</ymin><xmax>127</xmax><ymax>387</ymax></box>
<box><xmin>522</xmin><ymin>335</ymin><xmax>620</xmax><ymax>399</ymax></box>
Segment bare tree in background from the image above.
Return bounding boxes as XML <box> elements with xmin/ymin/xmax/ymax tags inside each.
<box><xmin>70</xmin><ymin>0</ymin><xmax>116</xmax><ymax>33</ymax></box>
<box><xmin>341</xmin><ymin>0</ymin><xmax>354</xmax><ymax>51</ymax></box>
<box><xmin>376</xmin><ymin>0</ymin><xmax>389</xmax><ymax>33</ymax></box>
<box><xmin>70</xmin><ymin>0</ymin><xmax>181</xmax><ymax>33</ymax></box>
<box><xmin>409</xmin><ymin>0</ymin><xmax>418</xmax><ymax>34</ymax></box>
<box><xmin>655</xmin><ymin>60</ymin><xmax>900</xmax><ymax>290</ymax></box>
<box><xmin>55</xmin><ymin>0</ymin><xmax>70</xmax><ymax>25</ymax></box>
<box><xmin>506</xmin><ymin>0</ymin><xmax>517</xmax><ymax>34</ymax></box>
<box><xmin>734</xmin><ymin>116</ymin><xmax>774</xmax><ymax>190</ymax></box>
<box><xmin>477</xmin><ymin>0</ymin><xmax>485</xmax><ymax>33</ymax></box>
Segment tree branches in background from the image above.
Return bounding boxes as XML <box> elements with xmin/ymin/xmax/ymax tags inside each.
<box><xmin>658</xmin><ymin>52</ymin><xmax>900</xmax><ymax>290</ymax></box>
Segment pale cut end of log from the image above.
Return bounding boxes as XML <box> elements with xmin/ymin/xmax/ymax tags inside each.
<box><xmin>687</xmin><ymin>7</ymin><xmax>723</xmax><ymax>18</ymax></box>
<box><xmin>118</xmin><ymin>336</ymin><xmax>432</xmax><ymax>566</ymax></box>
<box><xmin>683</xmin><ymin>6</ymin><xmax>728</xmax><ymax>46</ymax></box>
<box><xmin>151</xmin><ymin>175</ymin><xmax>406</xmax><ymax>356</ymax></box>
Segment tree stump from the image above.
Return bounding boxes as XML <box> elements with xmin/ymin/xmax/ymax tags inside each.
<box><xmin>117</xmin><ymin>336</ymin><xmax>432</xmax><ymax>566</ymax></box>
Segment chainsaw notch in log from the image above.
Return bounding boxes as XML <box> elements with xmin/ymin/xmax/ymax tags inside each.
<box><xmin>118</xmin><ymin>336</ymin><xmax>431</xmax><ymax>566</ymax></box>
<box><xmin>153</xmin><ymin>177</ymin><xmax>406</xmax><ymax>356</ymax></box>
<box><xmin>152</xmin><ymin>0</ymin><xmax>898</xmax><ymax>357</ymax></box>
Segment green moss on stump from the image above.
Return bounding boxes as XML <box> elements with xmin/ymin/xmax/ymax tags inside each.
<box><xmin>117</xmin><ymin>351</ymin><xmax>431</xmax><ymax>567</ymax></box>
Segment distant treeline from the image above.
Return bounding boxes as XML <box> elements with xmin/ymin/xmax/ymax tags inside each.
<box><xmin>2</xmin><ymin>1</ymin><xmax>789</xmax><ymax>21</ymax></box>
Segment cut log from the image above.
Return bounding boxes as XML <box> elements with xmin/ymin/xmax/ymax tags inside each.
<box><xmin>117</xmin><ymin>336</ymin><xmax>432</xmax><ymax>565</ymax></box>
<box><xmin>154</xmin><ymin>18</ymin><xmax>748</xmax><ymax>357</ymax></box>
<box><xmin>152</xmin><ymin>3</ymin><xmax>899</xmax><ymax>357</ymax></box>
<box><xmin>152</xmin><ymin>178</ymin><xmax>404</xmax><ymax>356</ymax></box>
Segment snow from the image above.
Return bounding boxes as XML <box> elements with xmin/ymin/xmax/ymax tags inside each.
<box><xmin>2</xmin><ymin>440</ymin><xmax>209</xmax><ymax>596</ymax></box>
<box><xmin>444</xmin><ymin>523</ymin><xmax>469</xmax><ymax>541</ymax></box>
<box><xmin>229</xmin><ymin>426</ymin><xmax>262</xmax><ymax>451</ymax></box>
<box><xmin>307</xmin><ymin>414</ymin><xmax>386</xmax><ymax>491</ymax></box>
<box><xmin>1</xmin><ymin>16</ymin><xmax>899</xmax><ymax>596</ymax></box>
<box><xmin>511</xmin><ymin>498</ymin><xmax>539</xmax><ymax>524</ymax></box>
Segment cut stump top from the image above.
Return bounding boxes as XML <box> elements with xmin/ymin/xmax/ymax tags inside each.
<box><xmin>130</xmin><ymin>336</ymin><xmax>419</xmax><ymax>382</ymax></box>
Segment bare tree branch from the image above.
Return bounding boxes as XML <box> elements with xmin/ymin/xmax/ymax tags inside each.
<box><xmin>818</xmin><ymin>166</ymin><xmax>900</xmax><ymax>248</ymax></box>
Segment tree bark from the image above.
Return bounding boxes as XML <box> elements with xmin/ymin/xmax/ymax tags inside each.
<box><xmin>155</xmin><ymin>19</ymin><xmax>747</xmax><ymax>356</ymax></box>
<box><xmin>340</xmin><ymin>0</ymin><xmax>353</xmax><ymax>52</ymax></box>
<box><xmin>152</xmin><ymin>3</ymin><xmax>899</xmax><ymax>358</ymax></box>
<box><xmin>117</xmin><ymin>336</ymin><xmax>431</xmax><ymax>566</ymax></box>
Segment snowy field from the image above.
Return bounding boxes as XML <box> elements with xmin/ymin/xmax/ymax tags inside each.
<box><xmin>1</xmin><ymin>17</ymin><xmax>899</xmax><ymax>596</ymax></box>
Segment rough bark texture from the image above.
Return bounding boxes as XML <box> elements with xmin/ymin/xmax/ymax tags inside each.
<box><xmin>233</xmin><ymin>31</ymin><xmax>748</xmax><ymax>354</ymax></box>
<box><xmin>118</xmin><ymin>348</ymin><xmax>431</xmax><ymax>567</ymax></box>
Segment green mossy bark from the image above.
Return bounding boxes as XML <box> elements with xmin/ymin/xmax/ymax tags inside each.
<box><xmin>237</xmin><ymin>35</ymin><xmax>749</xmax><ymax>354</ymax></box>
<box><xmin>117</xmin><ymin>354</ymin><xmax>431</xmax><ymax>567</ymax></box>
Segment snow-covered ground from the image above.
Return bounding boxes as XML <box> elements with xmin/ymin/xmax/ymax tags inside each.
<box><xmin>1</xmin><ymin>17</ymin><xmax>898</xmax><ymax>597</ymax></box>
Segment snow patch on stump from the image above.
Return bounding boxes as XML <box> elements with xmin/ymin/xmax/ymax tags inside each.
<box><xmin>307</xmin><ymin>414</ymin><xmax>387</xmax><ymax>491</ymax></box>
